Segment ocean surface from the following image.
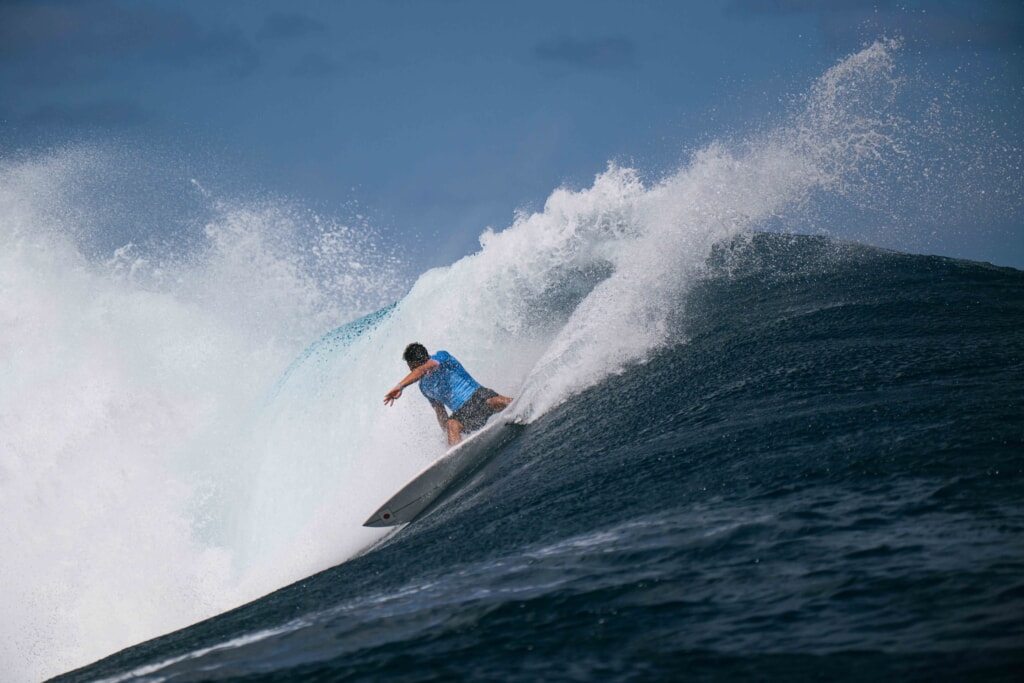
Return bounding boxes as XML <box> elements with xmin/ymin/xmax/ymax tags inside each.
<box><xmin>2</xmin><ymin>40</ymin><xmax>1021</xmax><ymax>682</ymax></box>
<box><xmin>53</xmin><ymin>233</ymin><xmax>1024</xmax><ymax>682</ymax></box>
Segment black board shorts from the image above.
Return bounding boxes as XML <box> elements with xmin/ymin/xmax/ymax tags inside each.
<box><xmin>450</xmin><ymin>387</ymin><xmax>498</xmax><ymax>434</ymax></box>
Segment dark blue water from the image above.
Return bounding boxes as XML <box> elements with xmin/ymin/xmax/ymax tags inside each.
<box><xmin>54</xmin><ymin>233</ymin><xmax>1024</xmax><ymax>682</ymax></box>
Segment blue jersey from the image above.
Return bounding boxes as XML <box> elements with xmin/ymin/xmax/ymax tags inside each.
<box><xmin>419</xmin><ymin>350</ymin><xmax>481</xmax><ymax>412</ymax></box>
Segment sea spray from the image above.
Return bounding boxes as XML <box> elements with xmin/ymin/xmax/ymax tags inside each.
<box><xmin>4</xmin><ymin>40</ymin><xmax>908</xmax><ymax>682</ymax></box>
<box><xmin>0</xmin><ymin>148</ymin><xmax>403</xmax><ymax>682</ymax></box>
<box><xmin>240</xmin><ymin>40</ymin><xmax>907</xmax><ymax>588</ymax></box>
<box><xmin>516</xmin><ymin>40</ymin><xmax>902</xmax><ymax>415</ymax></box>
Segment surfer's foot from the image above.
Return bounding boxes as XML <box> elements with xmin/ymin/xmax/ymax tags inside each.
<box><xmin>487</xmin><ymin>395</ymin><xmax>512</xmax><ymax>412</ymax></box>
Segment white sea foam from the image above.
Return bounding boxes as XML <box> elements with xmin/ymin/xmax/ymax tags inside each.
<box><xmin>2</xmin><ymin>41</ymin><xmax>904</xmax><ymax>682</ymax></box>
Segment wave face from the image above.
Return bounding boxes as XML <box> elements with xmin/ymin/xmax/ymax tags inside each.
<box><xmin>55</xmin><ymin>233</ymin><xmax>1024</xmax><ymax>682</ymax></box>
<box><xmin>4</xmin><ymin>40</ymin><xmax>1020</xmax><ymax>682</ymax></box>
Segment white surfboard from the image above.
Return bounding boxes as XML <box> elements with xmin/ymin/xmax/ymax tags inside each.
<box><xmin>363</xmin><ymin>415</ymin><xmax>522</xmax><ymax>527</ymax></box>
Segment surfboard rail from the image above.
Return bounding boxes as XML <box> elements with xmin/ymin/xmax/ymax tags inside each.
<box><xmin>363</xmin><ymin>416</ymin><xmax>521</xmax><ymax>527</ymax></box>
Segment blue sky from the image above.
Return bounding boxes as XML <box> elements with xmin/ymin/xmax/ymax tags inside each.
<box><xmin>1</xmin><ymin>0</ymin><xmax>1022</xmax><ymax>268</ymax></box>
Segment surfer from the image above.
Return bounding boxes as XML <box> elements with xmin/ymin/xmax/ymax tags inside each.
<box><xmin>384</xmin><ymin>342</ymin><xmax>512</xmax><ymax>446</ymax></box>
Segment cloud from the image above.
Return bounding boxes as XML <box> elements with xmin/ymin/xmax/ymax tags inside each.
<box><xmin>176</xmin><ymin>26</ymin><xmax>261</xmax><ymax>80</ymax></box>
<box><xmin>258</xmin><ymin>12</ymin><xmax>329</xmax><ymax>42</ymax></box>
<box><xmin>291</xmin><ymin>52</ymin><xmax>340</xmax><ymax>78</ymax></box>
<box><xmin>0</xmin><ymin>0</ymin><xmax>260</xmax><ymax>85</ymax></box>
<box><xmin>289</xmin><ymin>48</ymin><xmax>385</xmax><ymax>79</ymax></box>
<box><xmin>726</xmin><ymin>0</ymin><xmax>1024</xmax><ymax>52</ymax></box>
<box><xmin>727</xmin><ymin>0</ymin><xmax>891</xmax><ymax>14</ymax></box>
<box><xmin>23</xmin><ymin>100</ymin><xmax>153</xmax><ymax>129</ymax></box>
<box><xmin>534</xmin><ymin>36</ymin><xmax>637</xmax><ymax>70</ymax></box>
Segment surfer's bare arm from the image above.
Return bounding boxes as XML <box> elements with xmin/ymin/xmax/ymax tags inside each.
<box><xmin>431</xmin><ymin>401</ymin><xmax>449</xmax><ymax>431</ymax></box>
<box><xmin>383</xmin><ymin>359</ymin><xmax>440</xmax><ymax>405</ymax></box>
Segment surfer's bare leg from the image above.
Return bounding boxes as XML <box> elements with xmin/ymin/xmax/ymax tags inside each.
<box><xmin>487</xmin><ymin>395</ymin><xmax>512</xmax><ymax>412</ymax></box>
<box><xmin>446</xmin><ymin>418</ymin><xmax>464</xmax><ymax>446</ymax></box>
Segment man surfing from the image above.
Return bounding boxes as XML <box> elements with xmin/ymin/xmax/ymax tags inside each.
<box><xmin>384</xmin><ymin>342</ymin><xmax>512</xmax><ymax>446</ymax></box>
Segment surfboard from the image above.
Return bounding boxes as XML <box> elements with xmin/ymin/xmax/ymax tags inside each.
<box><xmin>363</xmin><ymin>415</ymin><xmax>521</xmax><ymax>527</ymax></box>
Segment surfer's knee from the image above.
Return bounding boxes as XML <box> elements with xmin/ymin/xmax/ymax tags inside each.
<box><xmin>487</xmin><ymin>395</ymin><xmax>512</xmax><ymax>412</ymax></box>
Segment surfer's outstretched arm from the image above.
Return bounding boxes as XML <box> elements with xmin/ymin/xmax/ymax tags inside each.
<box><xmin>383</xmin><ymin>359</ymin><xmax>439</xmax><ymax>406</ymax></box>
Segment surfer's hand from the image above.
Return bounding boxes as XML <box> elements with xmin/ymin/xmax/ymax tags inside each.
<box><xmin>384</xmin><ymin>385</ymin><xmax>403</xmax><ymax>406</ymax></box>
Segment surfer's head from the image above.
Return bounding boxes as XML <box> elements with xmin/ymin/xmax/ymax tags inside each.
<box><xmin>403</xmin><ymin>342</ymin><xmax>430</xmax><ymax>368</ymax></box>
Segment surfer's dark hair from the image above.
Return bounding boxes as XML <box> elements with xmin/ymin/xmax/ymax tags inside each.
<box><xmin>403</xmin><ymin>342</ymin><xmax>430</xmax><ymax>364</ymax></box>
